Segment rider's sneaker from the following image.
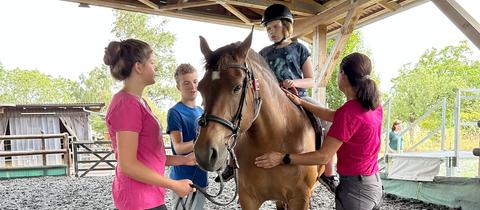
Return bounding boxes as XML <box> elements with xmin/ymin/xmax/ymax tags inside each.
<box><xmin>318</xmin><ymin>174</ymin><xmax>339</xmax><ymax>194</ymax></box>
<box><xmin>214</xmin><ymin>165</ymin><xmax>235</xmax><ymax>183</ymax></box>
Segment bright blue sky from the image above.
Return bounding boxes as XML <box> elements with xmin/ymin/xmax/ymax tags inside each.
<box><xmin>0</xmin><ymin>0</ymin><xmax>479</xmax><ymax>92</ymax></box>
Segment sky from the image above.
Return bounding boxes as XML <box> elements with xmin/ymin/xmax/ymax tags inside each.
<box><xmin>0</xmin><ymin>0</ymin><xmax>479</xmax><ymax>93</ymax></box>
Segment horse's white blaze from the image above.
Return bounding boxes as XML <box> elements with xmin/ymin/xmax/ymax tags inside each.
<box><xmin>212</xmin><ymin>71</ymin><xmax>220</xmax><ymax>80</ymax></box>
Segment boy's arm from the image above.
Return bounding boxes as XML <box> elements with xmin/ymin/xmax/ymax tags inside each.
<box><xmin>170</xmin><ymin>130</ymin><xmax>194</xmax><ymax>155</ymax></box>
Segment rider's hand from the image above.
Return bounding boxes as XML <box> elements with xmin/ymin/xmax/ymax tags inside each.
<box><xmin>282</xmin><ymin>88</ymin><xmax>302</xmax><ymax>105</ymax></box>
<box><xmin>172</xmin><ymin>179</ymin><xmax>196</xmax><ymax>198</ymax></box>
<box><xmin>282</xmin><ymin>79</ymin><xmax>295</xmax><ymax>89</ymax></box>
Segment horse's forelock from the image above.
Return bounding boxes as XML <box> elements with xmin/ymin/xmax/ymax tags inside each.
<box><xmin>204</xmin><ymin>42</ymin><xmax>245</xmax><ymax>71</ymax></box>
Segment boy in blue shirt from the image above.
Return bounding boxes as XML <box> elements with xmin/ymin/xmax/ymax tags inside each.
<box><xmin>167</xmin><ymin>64</ymin><xmax>207</xmax><ymax>210</ymax></box>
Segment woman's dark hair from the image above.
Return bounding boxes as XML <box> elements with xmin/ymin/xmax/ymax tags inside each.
<box><xmin>340</xmin><ymin>52</ymin><xmax>380</xmax><ymax>110</ymax></box>
<box><xmin>103</xmin><ymin>39</ymin><xmax>153</xmax><ymax>81</ymax></box>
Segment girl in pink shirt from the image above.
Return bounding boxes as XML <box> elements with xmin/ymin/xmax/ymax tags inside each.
<box><xmin>103</xmin><ymin>39</ymin><xmax>196</xmax><ymax>210</ymax></box>
<box><xmin>256</xmin><ymin>53</ymin><xmax>384</xmax><ymax>210</ymax></box>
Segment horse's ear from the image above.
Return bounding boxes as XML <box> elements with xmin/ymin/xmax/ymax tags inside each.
<box><xmin>238</xmin><ymin>26</ymin><xmax>253</xmax><ymax>59</ymax></box>
<box><xmin>199</xmin><ymin>36</ymin><xmax>212</xmax><ymax>58</ymax></box>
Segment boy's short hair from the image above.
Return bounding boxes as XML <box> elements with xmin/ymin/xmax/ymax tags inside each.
<box><xmin>174</xmin><ymin>63</ymin><xmax>197</xmax><ymax>83</ymax></box>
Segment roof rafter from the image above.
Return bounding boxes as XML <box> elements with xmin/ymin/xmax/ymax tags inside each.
<box><xmin>378</xmin><ymin>0</ymin><xmax>401</xmax><ymax>11</ymax></box>
<box><xmin>137</xmin><ymin>0</ymin><xmax>158</xmax><ymax>10</ymax></box>
<box><xmin>219</xmin><ymin>2</ymin><xmax>252</xmax><ymax>24</ymax></box>
<box><xmin>213</xmin><ymin>0</ymin><xmax>323</xmax><ymax>16</ymax></box>
<box><xmin>158</xmin><ymin>1</ymin><xmax>218</xmax><ymax>11</ymax></box>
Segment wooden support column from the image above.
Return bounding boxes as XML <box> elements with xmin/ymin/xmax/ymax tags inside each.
<box><xmin>318</xmin><ymin>0</ymin><xmax>362</xmax><ymax>99</ymax></box>
<box><xmin>312</xmin><ymin>25</ymin><xmax>328</xmax><ymax>105</ymax></box>
<box><xmin>432</xmin><ymin>0</ymin><xmax>480</xmax><ymax>49</ymax></box>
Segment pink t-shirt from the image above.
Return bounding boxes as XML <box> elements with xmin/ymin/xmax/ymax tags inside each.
<box><xmin>327</xmin><ymin>99</ymin><xmax>382</xmax><ymax>176</ymax></box>
<box><xmin>106</xmin><ymin>91</ymin><xmax>167</xmax><ymax>210</ymax></box>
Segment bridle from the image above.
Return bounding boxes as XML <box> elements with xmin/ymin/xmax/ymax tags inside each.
<box><xmin>198</xmin><ymin>62</ymin><xmax>262</xmax><ymax>169</ymax></box>
<box><xmin>189</xmin><ymin>62</ymin><xmax>262</xmax><ymax>207</ymax></box>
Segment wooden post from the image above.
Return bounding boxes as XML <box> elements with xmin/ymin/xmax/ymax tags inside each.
<box><xmin>63</xmin><ymin>133</ymin><xmax>71</xmax><ymax>176</ymax></box>
<box><xmin>41</xmin><ymin>137</ymin><xmax>47</xmax><ymax>167</ymax></box>
<box><xmin>319</xmin><ymin>2</ymin><xmax>362</xmax><ymax>88</ymax></box>
<box><xmin>432</xmin><ymin>0</ymin><xmax>480</xmax><ymax>49</ymax></box>
<box><xmin>312</xmin><ymin>25</ymin><xmax>328</xmax><ymax>106</ymax></box>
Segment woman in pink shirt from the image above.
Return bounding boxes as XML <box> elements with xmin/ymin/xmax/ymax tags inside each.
<box><xmin>103</xmin><ymin>39</ymin><xmax>196</xmax><ymax>210</ymax></box>
<box><xmin>255</xmin><ymin>53</ymin><xmax>384</xmax><ymax>210</ymax></box>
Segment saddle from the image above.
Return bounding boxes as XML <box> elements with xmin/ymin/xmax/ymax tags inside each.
<box><xmin>285</xmin><ymin>86</ymin><xmax>323</xmax><ymax>150</ymax></box>
<box><xmin>303</xmin><ymin>104</ymin><xmax>324</xmax><ymax>150</ymax></box>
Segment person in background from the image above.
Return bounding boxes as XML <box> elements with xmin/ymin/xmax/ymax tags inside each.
<box><xmin>389</xmin><ymin>120</ymin><xmax>403</xmax><ymax>152</ymax></box>
<box><xmin>104</xmin><ymin>39</ymin><xmax>195</xmax><ymax>210</ymax></box>
<box><xmin>167</xmin><ymin>64</ymin><xmax>207</xmax><ymax>210</ymax></box>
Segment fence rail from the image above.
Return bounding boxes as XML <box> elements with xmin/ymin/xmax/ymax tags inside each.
<box><xmin>0</xmin><ymin>133</ymin><xmax>71</xmax><ymax>176</ymax></box>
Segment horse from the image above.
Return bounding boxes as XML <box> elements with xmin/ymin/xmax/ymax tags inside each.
<box><xmin>193</xmin><ymin>30</ymin><xmax>323</xmax><ymax>210</ymax></box>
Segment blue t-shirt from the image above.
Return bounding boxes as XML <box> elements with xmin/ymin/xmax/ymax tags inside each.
<box><xmin>166</xmin><ymin>102</ymin><xmax>207</xmax><ymax>188</ymax></box>
<box><xmin>259</xmin><ymin>41</ymin><xmax>311</xmax><ymax>97</ymax></box>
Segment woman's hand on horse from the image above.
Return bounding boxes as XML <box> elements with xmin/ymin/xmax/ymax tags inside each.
<box><xmin>282</xmin><ymin>88</ymin><xmax>302</xmax><ymax>105</ymax></box>
<box><xmin>172</xmin><ymin>179</ymin><xmax>196</xmax><ymax>198</ymax></box>
<box><xmin>255</xmin><ymin>152</ymin><xmax>284</xmax><ymax>168</ymax></box>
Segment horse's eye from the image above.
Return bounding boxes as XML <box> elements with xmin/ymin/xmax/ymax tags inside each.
<box><xmin>233</xmin><ymin>85</ymin><xmax>242</xmax><ymax>94</ymax></box>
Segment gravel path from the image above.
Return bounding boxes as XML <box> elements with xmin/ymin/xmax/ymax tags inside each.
<box><xmin>0</xmin><ymin>175</ymin><xmax>457</xmax><ymax>210</ymax></box>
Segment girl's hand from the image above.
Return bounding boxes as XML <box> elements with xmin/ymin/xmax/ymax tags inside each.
<box><xmin>184</xmin><ymin>153</ymin><xmax>197</xmax><ymax>166</ymax></box>
<box><xmin>282</xmin><ymin>88</ymin><xmax>302</xmax><ymax>105</ymax></box>
<box><xmin>282</xmin><ymin>79</ymin><xmax>295</xmax><ymax>88</ymax></box>
<box><xmin>172</xmin><ymin>179</ymin><xmax>196</xmax><ymax>198</ymax></box>
<box><xmin>254</xmin><ymin>152</ymin><xmax>284</xmax><ymax>168</ymax></box>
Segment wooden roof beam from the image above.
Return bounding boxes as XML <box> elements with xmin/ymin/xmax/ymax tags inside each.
<box><xmin>292</xmin><ymin>0</ymin><xmax>380</xmax><ymax>38</ymax></box>
<box><xmin>158</xmin><ymin>1</ymin><xmax>218</xmax><ymax>11</ymax></box>
<box><xmin>213</xmin><ymin>0</ymin><xmax>323</xmax><ymax>16</ymax></box>
<box><xmin>137</xmin><ymin>0</ymin><xmax>159</xmax><ymax>10</ymax></box>
<box><xmin>63</xmin><ymin>0</ymin><xmax>248</xmax><ymax>28</ymax></box>
<box><xmin>319</xmin><ymin>0</ymin><xmax>362</xmax><ymax>86</ymax></box>
<box><xmin>432</xmin><ymin>0</ymin><xmax>480</xmax><ymax>49</ymax></box>
<box><xmin>378</xmin><ymin>0</ymin><xmax>401</xmax><ymax>11</ymax></box>
<box><xmin>219</xmin><ymin>3</ymin><xmax>252</xmax><ymax>24</ymax></box>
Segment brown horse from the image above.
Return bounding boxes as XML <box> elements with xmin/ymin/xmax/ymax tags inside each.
<box><xmin>194</xmin><ymin>31</ymin><xmax>322</xmax><ymax>210</ymax></box>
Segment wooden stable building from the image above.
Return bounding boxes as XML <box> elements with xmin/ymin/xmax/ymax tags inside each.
<box><xmin>0</xmin><ymin>103</ymin><xmax>104</xmax><ymax>178</ymax></box>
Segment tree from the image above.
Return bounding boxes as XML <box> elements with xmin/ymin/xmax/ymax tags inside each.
<box><xmin>391</xmin><ymin>41</ymin><xmax>480</xmax><ymax>129</ymax></box>
<box><xmin>112</xmin><ymin>11</ymin><xmax>179</xmax><ymax>108</ymax></box>
<box><xmin>0</xmin><ymin>68</ymin><xmax>81</xmax><ymax>104</ymax></box>
<box><xmin>324</xmin><ymin>31</ymin><xmax>374</xmax><ymax>109</ymax></box>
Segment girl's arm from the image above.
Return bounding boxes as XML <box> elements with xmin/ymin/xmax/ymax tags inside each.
<box><xmin>288</xmin><ymin>57</ymin><xmax>314</xmax><ymax>89</ymax></box>
<box><xmin>116</xmin><ymin>131</ymin><xmax>194</xmax><ymax>196</ymax></box>
<box><xmin>255</xmin><ymin>135</ymin><xmax>343</xmax><ymax>168</ymax></box>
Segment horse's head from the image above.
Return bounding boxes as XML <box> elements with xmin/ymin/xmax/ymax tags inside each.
<box><xmin>194</xmin><ymin>31</ymin><xmax>262</xmax><ymax>171</ymax></box>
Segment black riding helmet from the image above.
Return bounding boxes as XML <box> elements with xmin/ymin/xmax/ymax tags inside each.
<box><xmin>261</xmin><ymin>4</ymin><xmax>293</xmax><ymax>26</ymax></box>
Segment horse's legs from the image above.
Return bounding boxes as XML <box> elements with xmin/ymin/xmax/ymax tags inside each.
<box><xmin>238</xmin><ymin>192</ymin><xmax>262</xmax><ymax>210</ymax></box>
<box><xmin>286</xmin><ymin>196</ymin><xmax>310</xmax><ymax>210</ymax></box>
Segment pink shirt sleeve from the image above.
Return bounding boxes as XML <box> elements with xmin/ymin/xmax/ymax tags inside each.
<box><xmin>327</xmin><ymin>106</ymin><xmax>362</xmax><ymax>143</ymax></box>
<box><xmin>108</xmin><ymin>97</ymin><xmax>143</xmax><ymax>133</ymax></box>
